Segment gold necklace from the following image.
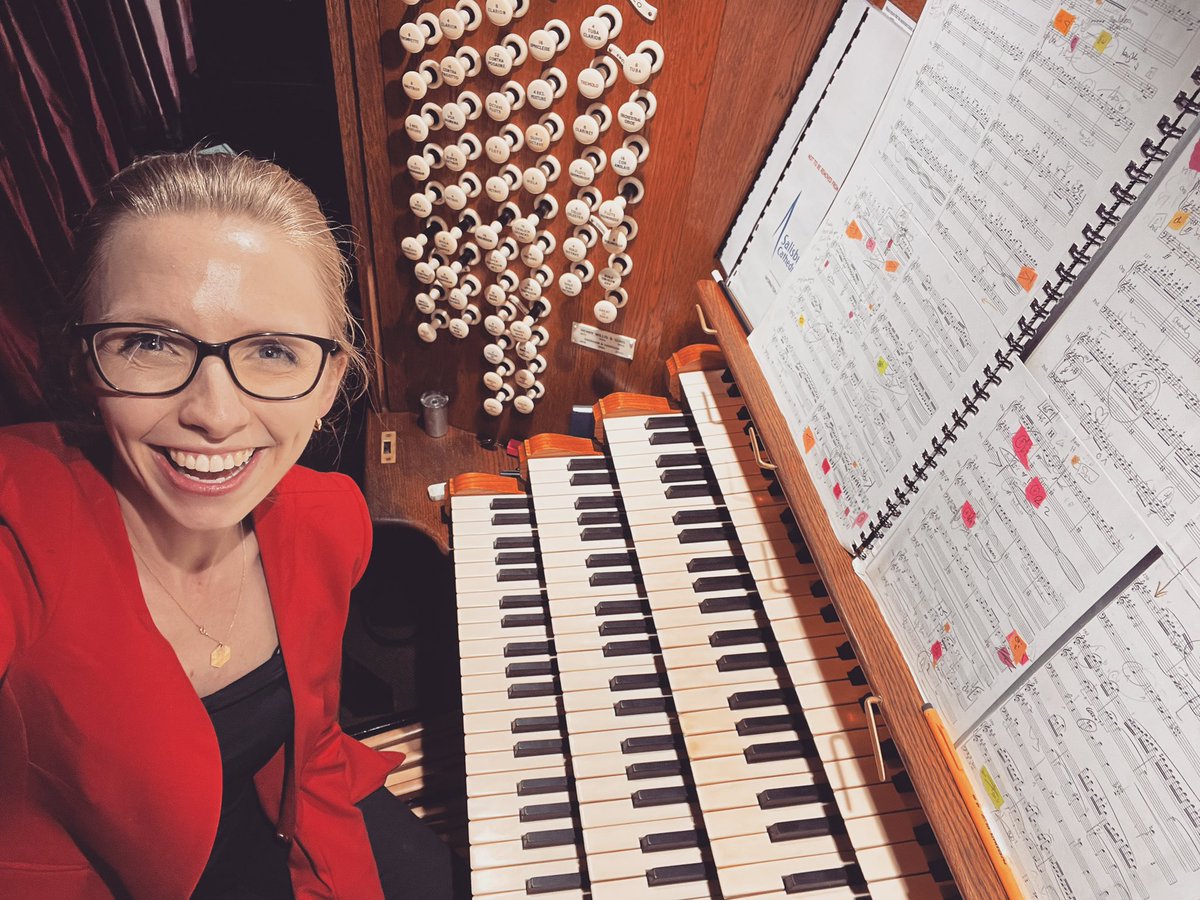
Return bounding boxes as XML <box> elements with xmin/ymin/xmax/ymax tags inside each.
<box><xmin>132</xmin><ymin>521</ymin><xmax>248</xmax><ymax>669</ymax></box>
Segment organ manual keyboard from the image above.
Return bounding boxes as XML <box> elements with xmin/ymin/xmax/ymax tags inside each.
<box><xmin>449</xmin><ymin>345</ymin><xmax>970</xmax><ymax>898</ymax></box>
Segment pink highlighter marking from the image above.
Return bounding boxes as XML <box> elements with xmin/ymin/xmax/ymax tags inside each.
<box><xmin>1012</xmin><ymin>425</ymin><xmax>1034</xmax><ymax>469</ymax></box>
<box><xmin>931</xmin><ymin>641</ymin><xmax>944</xmax><ymax>667</ymax></box>
<box><xmin>1025</xmin><ymin>477</ymin><xmax>1047</xmax><ymax>508</ymax></box>
<box><xmin>1190</xmin><ymin>139</ymin><xmax>1200</xmax><ymax>173</ymax></box>
<box><xmin>961</xmin><ymin>501</ymin><xmax>977</xmax><ymax>528</ymax></box>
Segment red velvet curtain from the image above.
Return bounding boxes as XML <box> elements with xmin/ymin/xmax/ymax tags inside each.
<box><xmin>0</xmin><ymin>0</ymin><xmax>194</xmax><ymax>424</ymax></box>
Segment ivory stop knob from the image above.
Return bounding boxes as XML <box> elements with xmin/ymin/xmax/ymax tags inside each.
<box><xmin>594</xmin><ymin>298</ymin><xmax>618</xmax><ymax>323</ymax></box>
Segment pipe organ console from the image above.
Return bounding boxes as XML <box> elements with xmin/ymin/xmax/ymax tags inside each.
<box><xmin>326</xmin><ymin>0</ymin><xmax>1009</xmax><ymax>897</ymax></box>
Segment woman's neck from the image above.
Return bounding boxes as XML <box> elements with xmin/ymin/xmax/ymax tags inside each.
<box><xmin>115</xmin><ymin>481</ymin><xmax>245</xmax><ymax>576</ymax></box>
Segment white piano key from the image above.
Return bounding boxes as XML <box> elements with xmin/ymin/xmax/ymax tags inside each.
<box><xmin>470</xmin><ymin>827</ymin><xmax>579</xmax><ymax>866</ymax></box>
<box><xmin>843</xmin><ymin>808</ymin><xmax>930</xmax><ymax>850</ymax></box>
<box><xmin>574</xmin><ymin>770</ymin><xmax>688</xmax><ymax>805</ymax></box>
<box><xmin>589</xmin><ymin>875</ymin><xmax>715</xmax><ymax>900</ymax></box>
<box><xmin>710</xmin><ymin>848</ymin><xmax>859</xmax><ymax>898</ymax></box>
<box><xmin>470</xmin><ymin>858</ymin><xmax>584</xmax><ymax>897</ymax></box>
<box><xmin>572</xmin><ymin>742</ymin><xmax>683</xmax><ymax>781</ymax></box>
<box><xmin>468</xmin><ymin>782</ymin><xmax>570</xmax><ymax>821</ymax></box>
<box><xmin>587</xmin><ymin>843</ymin><xmax>708</xmax><ymax>885</ymax></box>
<box><xmin>465</xmin><ymin>745</ymin><xmax>570</xmax><ymax>777</ymax></box>
<box><xmin>578</xmin><ymin>792</ymin><xmax>699</xmax><ymax>830</ymax></box>
<box><xmin>466</xmin><ymin>760</ymin><xmax>570</xmax><ymax>799</ymax></box>
<box><xmin>463</xmin><ymin>688</ymin><xmax>561</xmax><ymax>716</ymax></box>
<box><xmin>709</xmin><ymin>823</ymin><xmax>845</xmax><ymax>868</ymax></box>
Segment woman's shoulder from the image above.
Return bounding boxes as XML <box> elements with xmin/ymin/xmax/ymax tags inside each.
<box><xmin>0</xmin><ymin>422</ymin><xmax>109</xmax><ymax>495</ymax></box>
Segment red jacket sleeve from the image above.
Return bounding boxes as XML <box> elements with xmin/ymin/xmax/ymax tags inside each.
<box><xmin>0</xmin><ymin>524</ymin><xmax>42</xmax><ymax>678</ymax></box>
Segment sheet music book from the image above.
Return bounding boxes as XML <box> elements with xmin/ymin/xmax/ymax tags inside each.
<box><xmin>718</xmin><ymin>1</ymin><xmax>912</xmax><ymax>328</ymax></box>
<box><xmin>736</xmin><ymin>0</ymin><xmax>1200</xmax><ymax>739</ymax></box>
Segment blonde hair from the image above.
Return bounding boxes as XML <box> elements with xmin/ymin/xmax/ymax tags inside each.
<box><xmin>66</xmin><ymin>150</ymin><xmax>371</xmax><ymax>419</ymax></box>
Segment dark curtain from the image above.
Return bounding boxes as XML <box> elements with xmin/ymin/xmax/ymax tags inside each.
<box><xmin>0</xmin><ymin>0</ymin><xmax>195</xmax><ymax>424</ymax></box>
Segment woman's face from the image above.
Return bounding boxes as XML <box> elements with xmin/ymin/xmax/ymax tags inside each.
<box><xmin>87</xmin><ymin>212</ymin><xmax>346</xmax><ymax>534</ymax></box>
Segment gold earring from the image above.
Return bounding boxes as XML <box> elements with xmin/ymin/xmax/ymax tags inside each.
<box><xmin>313</xmin><ymin>417</ymin><xmax>323</xmax><ymax>432</ymax></box>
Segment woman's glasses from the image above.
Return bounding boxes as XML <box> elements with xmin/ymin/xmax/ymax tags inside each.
<box><xmin>73</xmin><ymin>322</ymin><xmax>341</xmax><ymax>401</ymax></box>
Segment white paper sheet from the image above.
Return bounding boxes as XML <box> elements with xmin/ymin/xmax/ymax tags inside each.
<box><xmin>725</xmin><ymin>5</ymin><xmax>912</xmax><ymax>328</ymax></box>
<box><xmin>861</xmin><ymin>361</ymin><xmax>1155</xmax><ymax>738</ymax></box>
<box><xmin>750</xmin><ymin>162</ymin><xmax>1003</xmax><ymax>547</ymax></box>
<box><xmin>929</xmin><ymin>0</ymin><xmax>1200</xmax><ymax>333</ymax></box>
<box><xmin>959</xmin><ymin>537</ymin><xmax>1200</xmax><ymax>899</ymax></box>
<box><xmin>1029</xmin><ymin>130</ymin><xmax>1200</xmax><ymax>548</ymax></box>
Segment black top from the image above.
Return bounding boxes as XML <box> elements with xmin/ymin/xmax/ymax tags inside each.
<box><xmin>192</xmin><ymin>647</ymin><xmax>295</xmax><ymax>899</ymax></box>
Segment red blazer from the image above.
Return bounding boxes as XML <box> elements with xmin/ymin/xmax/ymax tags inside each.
<box><xmin>0</xmin><ymin>423</ymin><xmax>402</xmax><ymax>898</ymax></box>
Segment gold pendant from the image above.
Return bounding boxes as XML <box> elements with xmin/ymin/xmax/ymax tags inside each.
<box><xmin>210</xmin><ymin>643</ymin><xmax>232</xmax><ymax>668</ymax></box>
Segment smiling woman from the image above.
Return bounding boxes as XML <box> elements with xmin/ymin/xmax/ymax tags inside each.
<box><xmin>0</xmin><ymin>152</ymin><xmax>454</xmax><ymax>899</ymax></box>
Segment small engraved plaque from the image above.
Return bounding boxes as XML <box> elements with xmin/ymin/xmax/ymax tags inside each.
<box><xmin>571</xmin><ymin>322</ymin><xmax>636</xmax><ymax>361</ymax></box>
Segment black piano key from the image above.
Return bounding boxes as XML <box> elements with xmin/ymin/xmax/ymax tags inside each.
<box><xmin>603</xmin><ymin>638</ymin><xmax>657</xmax><ymax>657</ymax></box>
<box><xmin>929</xmin><ymin>858</ymin><xmax>953</xmax><ymax>883</ymax></box>
<box><xmin>672</xmin><ymin>508</ymin><xmax>728</xmax><ymax>525</ymax></box>
<box><xmin>504</xmin><ymin>641</ymin><xmax>551</xmax><ymax>657</ymax></box>
<box><xmin>595</xmin><ymin>598</ymin><xmax>650</xmax><ymax>616</ymax></box>
<box><xmin>511</xmin><ymin>715</ymin><xmax>563</xmax><ymax>734</ymax></box>
<box><xmin>490</xmin><ymin>496</ymin><xmax>529</xmax><ymax>510</ymax></box>
<box><xmin>709</xmin><ymin>627</ymin><xmax>769</xmax><ymax>647</ymax></box>
<box><xmin>736</xmin><ymin>714</ymin><xmax>798</xmax><ymax>736</ymax></box>
<box><xmin>693</xmin><ymin>573</ymin><xmax>757</xmax><ymax>593</ymax></box>
<box><xmin>508</xmin><ymin>682</ymin><xmax>558</xmax><ymax>699</ymax></box>
<box><xmin>527</xmin><ymin>872</ymin><xmax>583</xmax><ymax>894</ymax></box>
<box><xmin>501</xmin><ymin>613</ymin><xmax>545</xmax><ymax>628</ymax></box>
<box><xmin>499</xmin><ymin>594</ymin><xmax>544</xmax><ymax>609</ymax></box>
<box><xmin>497</xmin><ymin>567</ymin><xmax>540</xmax><ymax>582</ymax></box>
<box><xmin>735</xmin><ymin>406</ymin><xmax>751</xmax><ymax>421</ymax></box>
<box><xmin>590</xmin><ymin>570</ymin><xmax>640</xmax><ymax>587</ymax></box>
<box><xmin>521</xmin><ymin>830</ymin><xmax>579</xmax><ymax>850</ymax></box>
<box><xmin>581</xmin><ymin>526</ymin><xmax>627</xmax><ymax>541</ymax></box>
<box><xmin>782</xmin><ymin>865</ymin><xmax>864</xmax><ymax>894</ymax></box>
<box><xmin>614</xmin><ymin>696</ymin><xmax>669</xmax><ymax>716</ymax></box>
<box><xmin>570</xmin><ymin>471</ymin><xmax>613</xmax><ymax>486</ymax></box>
<box><xmin>660</xmin><ymin>467</ymin><xmax>709</xmax><ymax>484</ymax></box>
<box><xmin>744</xmin><ymin>739</ymin><xmax>812</xmax><ymax>764</ymax></box>
<box><xmin>626</xmin><ymin>759</ymin><xmax>682</xmax><ymax>779</ymax></box>
<box><xmin>492</xmin><ymin>512</ymin><xmax>532</xmax><ymax>526</ymax></box>
<box><xmin>520</xmin><ymin>801</ymin><xmax>573</xmax><ymax>822</ymax></box>
<box><xmin>514</xmin><ymin>738</ymin><xmax>564</xmax><ymax>758</ymax></box>
<box><xmin>492</xmin><ymin>535</ymin><xmax>536</xmax><ymax>549</ymax></box>
<box><xmin>610</xmin><ymin>672</ymin><xmax>667</xmax><ymax>691</ymax></box>
<box><xmin>621</xmin><ymin>734</ymin><xmax>679</xmax><ymax>754</ymax></box>
<box><xmin>666</xmin><ymin>483</ymin><xmax>714</xmax><ymax>499</ymax></box>
<box><xmin>586</xmin><ymin>551</ymin><xmax>635</xmax><ymax>568</ymax></box>
<box><xmin>848</xmin><ymin>666</ymin><xmax>868</xmax><ymax>686</ymax></box>
<box><xmin>631</xmin><ymin>786</ymin><xmax>690</xmax><ymax>808</ymax></box>
<box><xmin>645</xmin><ymin>863</ymin><xmax>709</xmax><ymax>886</ymax></box>
<box><xmin>640</xmin><ymin>830</ymin><xmax>700</xmax><ymax>852</ymax></box>
<box><xmin>699</xmin><ymin>594</ymin><xmax>759</xmax><ymax>614</ymax></box>
<box><xmin>836</xmin><ymin>641</ymin><xmax>857</xmax><ymax>660</ymax></box>
<box><xmin>655</xmin><ymin>452</ymin><xmax>703</xmax><ymax>468</ymax></box>
<box><xmin>599</xmin><ymin>618</ymin><xmax>651</xmax><ymax>636</ymax></box>
<box><xmin>758</xmin><ymin>784</ymin><xmax>834</xmax><ymax>809</ymax></box>
<box><xmin>578</xmin><ymin>510</ymin><xmax>622</xmax><ymax>526</ymax></box>
<box><xmin>687</xmin><ymin>555</ymin><xmax>748</xmax><ymax>573</ymax></box>
<box><xmin>517</xmin><ymin>776</ymin><xmax>569</xmax><ymax>796</ymax></box>
<box><xmin>720</xmin><ymin>368</ymin><xmax>735</xmax><ymax>384</ymax></box>
<box><xmin>644</xmin><ymin>415</ymin><xmax>689</xmax><ymax>430</ymax></box>
<box><xmin>811</xmin><ymin>580</ymin><xmax>829</xmax><ymax>597</ymax></box>
<box><xmin>729</xmin><ymin>688</ymin><xmax>796</xmax><ymax>710</ymax></box>
<box><xmin>914</xmin><ymin>823</ymin><xmax>936</xmax><ymax>846</ymax></box>
<box><xmin>819</xmin><ymin>603</ymin><xmax>840</xmax><ymax>622</ymax></box>
<box><xmin>650</xmin><ymin>431</ymin><xmax>698</xmax><ymax>446</ymax></box>
<box><xmin>495</xmin><ymin>550</ymin><xmax>538</xmax><ymax>565</ymax></box>
<box><xmin>566</xmin><ymin>457</ymin><xmax>610</xmax><ymax>471</ymax></box>
<box><xmin>575</xmin><ymin>495</ymin><xmax>619</xmax><ymax>509</ymax></box>
<box><xmin>678</xmin><ymin>524</ymin><xmax>738</xmax><ymax>544</ymax></box>
<box><xmin>767</xmin><ymin>818</ymin><xmax>839</xmax><ymax>843</ymax></box>
<box><xmin>717</xmin><ymin>651</ymin><xmax>779</xmax><ymax>672</ymax></box>
<box><xmin>892</xmin><ymin>771</ymin><xmax>915</xmax><ymax>794</ymax></box>
<box><xmin>881</xmin><ymin>738</ymin><xmax>900</xmax><ymax>761</ymax></box>
<box><xmin>506</xmin><ymin>660</ymin><xmax>555</xmax><ymax>678</ymax></box>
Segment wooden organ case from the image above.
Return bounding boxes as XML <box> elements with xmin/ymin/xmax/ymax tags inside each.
<box><xmin>325</xmin><ymin>0</ymin><xmax>1013</xmax><ymax>897</ymax></box>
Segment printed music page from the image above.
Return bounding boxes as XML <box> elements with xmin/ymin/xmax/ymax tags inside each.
<box><xmin>925</xmin><ymin>0</ymin><xmax>1200</xmax><ymax>334</ymax></box>
<box><xmin>959</xmin><ymin>533</ymin><xmax>1200</xmax><ymax>899</ymax></box>
<box><xmin>750</xmin><ymin>162</ymin><xmax>1001</xmax><ymax>548</ymax></box>
<box><xmin>1028</xmin><ymin>129</ymin><xmax>1200</xmax><ymax>547</ymax></box>
<box><xmin>860</xmin><ymin>361</ymin><xmax>1155</xmax><ymax>739</ymax></box>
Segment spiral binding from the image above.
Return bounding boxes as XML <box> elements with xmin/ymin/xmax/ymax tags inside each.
<box><xmin>852</xmin><ymin>68</ymin><xmax>1200</xmax><ymax>559</ymax></box>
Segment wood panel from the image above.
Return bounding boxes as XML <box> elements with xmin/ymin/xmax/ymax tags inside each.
<box><xmin>329</xmin><ymin>0</ymin><xmax>847</xmax><ymax>440</ymax></box>
<box><xmin>695</xmin><ymin>278</ymin><xmax>1005</xmax><ymax>900</ymax></box>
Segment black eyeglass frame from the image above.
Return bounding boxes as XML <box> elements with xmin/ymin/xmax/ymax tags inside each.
<box><xmin>72</xmin><ymin>322</ymin><xmax>342</xmax><ymax>401</ymax></box>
